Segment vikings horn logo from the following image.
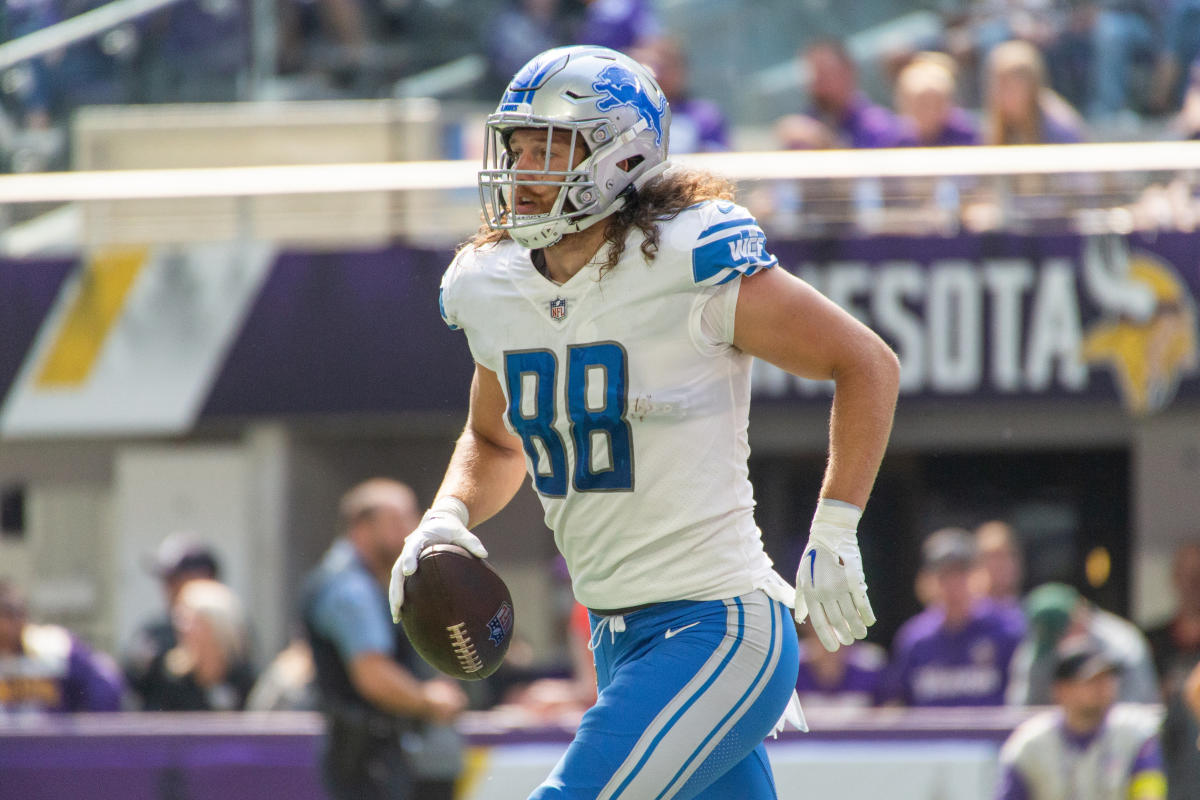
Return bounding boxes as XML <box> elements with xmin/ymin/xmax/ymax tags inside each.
<box><xmin>592</xmin><ymin>64</ymin><xmax>667</xmax><ymax>147</ymax></box>
<box><xmin>1081</xmin><ymin>236</ymin><xmax>1199</xmax><ymax>416</ymax></box>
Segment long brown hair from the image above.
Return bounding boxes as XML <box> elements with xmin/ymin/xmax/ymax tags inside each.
<box><xmin>464</xmin><ymin>168</ymin><xmax>737</xmax><ymax>275</ymax></box>
<box><xmin>981</xmin><ymin>39</ymin><xmax>1084</xmax><ymax>146</ymax></box>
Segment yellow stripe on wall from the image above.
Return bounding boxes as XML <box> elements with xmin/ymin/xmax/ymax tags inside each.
<box><xmin>35</xmin><ymin>247</ymin><xmax>148</xmax><ymax>388</ymax></box>
<box><xmin>455</xmin><ymin>746</ymin><xmax>493</xmax><ymax>799</ymax></box>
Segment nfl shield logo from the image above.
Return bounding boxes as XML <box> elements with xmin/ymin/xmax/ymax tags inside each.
<box><xmin>487</xmin><ymin>601</ymin><xmax>514</xmax><ymax>646</ymax></box>
<box><xmin>549</xmin><ymin>297</ymin><xmax>568</xmax><ymax>320</ymax></box>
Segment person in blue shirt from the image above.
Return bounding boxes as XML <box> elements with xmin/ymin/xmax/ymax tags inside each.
<box><xmin>303</xmin><ymin>478</ymin><xmax>467</xmax><ymax>800</ymax></box>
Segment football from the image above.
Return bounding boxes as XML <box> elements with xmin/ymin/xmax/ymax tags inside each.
<box><xmin>398</xmin><ymin>544</ymin><xmax>514</xmax><ymax>680</ymax></box>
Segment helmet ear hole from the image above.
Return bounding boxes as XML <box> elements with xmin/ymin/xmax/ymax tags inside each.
<box><xmin>618</xmin><ymin>155</ymin><xmax>645</xmax><ymax>173</ymax></box>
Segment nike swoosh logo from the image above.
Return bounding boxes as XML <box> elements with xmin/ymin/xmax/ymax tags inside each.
<box><xmin>807</xmin><ymin>548</ymin><xmax>817</xmax><ymax>582</ymax></box>
<box><xmin>664</xmin><ymin>621</ymin><xmax>702</xmax><ymax>639</ymax></box>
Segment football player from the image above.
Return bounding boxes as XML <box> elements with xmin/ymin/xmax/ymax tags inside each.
<box><xmin>390</xmin><ymin>45</ymin><xmax>899</xmax><ymax>799</ymax></box>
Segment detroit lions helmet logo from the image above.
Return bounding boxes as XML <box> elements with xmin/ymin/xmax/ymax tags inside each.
<box><xmin>592</xmin><ymin>64</ymin><xmax>667</xmax><ymax>147</ymax></box>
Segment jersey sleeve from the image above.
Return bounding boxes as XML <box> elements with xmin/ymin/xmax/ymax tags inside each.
<box><xmin>437</xmin><ymin>244</ymin><xmax>506</xmax><ymax>373</ymax></box>
<box><xmin>695</xmin><ymin>280</ymin><xmax>740</xmax><ymax>349</ymax></box>
<box><xmin>438</xmin><ymin>247</ymin><xmax>473</xmax><ymax>331</ymax></box>
<box><xmin>688</xmin><ymin>201</ymin><xmax>778</xmax><ymax>287</ymax></box>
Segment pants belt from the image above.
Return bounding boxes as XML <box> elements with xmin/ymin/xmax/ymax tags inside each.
<box><xmin>588</xmin><ymin>601</ymin><xmax>657</xmax><ymax>617</ymax></box>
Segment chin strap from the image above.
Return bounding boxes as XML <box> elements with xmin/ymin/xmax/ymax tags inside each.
<box><xmin>510</xmin><ymin>216</ymin><xmax>566</xmax><ymax>249</ymax></box>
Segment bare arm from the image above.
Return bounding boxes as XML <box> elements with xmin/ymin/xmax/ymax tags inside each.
<box><xmin>435</xmin><ymin>363</ymin><xmax>529</xmax><ymax>527</ymax></box>
<box><xmin>347</xmin><ymin>652</ymin><xmax>465</xmax><ymax>723</ymax></box>
<box><xmin>733</xmin><ymin>267</ymin><xmax>899</xmax><ymax>508</ymax></box>
<box><xmin>390</xmin><ymin>364</ymin><xmax>527</xmax><ymax>617</ymax></box>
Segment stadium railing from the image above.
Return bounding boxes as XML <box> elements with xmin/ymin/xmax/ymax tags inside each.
<box><xmin>1</xmin><ymin>138</ymin><xmax>1197</xmax><ymax>252</ymax></box>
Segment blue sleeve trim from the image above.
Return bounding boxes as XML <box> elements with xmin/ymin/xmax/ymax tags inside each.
<box><xmin>692</xmin><ymin>222</ymin><xmax>778</xmax><ymax>285</ymax></box>
<box><xmin>698</xmin><ymin>217</ymin><xmax>757</xmax><ymax>239</ymax></box>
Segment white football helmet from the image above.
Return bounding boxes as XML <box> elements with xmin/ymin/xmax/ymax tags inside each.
<box><xmin>479</xmin><ymin>45</ymin><xmax>671</xmax><ymax>249</ymax></box>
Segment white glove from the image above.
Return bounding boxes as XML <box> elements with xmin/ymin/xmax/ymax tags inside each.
<box><xmin>795</xmin><ymin>498</ymin><xmax>875</xmax><ymax>653</ymax></box>
<box><xmin>389</xmin><ymin>496</ymin><xmax>487</xmax><ymax>623</ymax></box>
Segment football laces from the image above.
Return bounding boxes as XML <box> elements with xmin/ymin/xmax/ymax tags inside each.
<box><xmin>445</xmin><ymin>622</ymin><xmax>483</xmax><ymax>674</ymax></box>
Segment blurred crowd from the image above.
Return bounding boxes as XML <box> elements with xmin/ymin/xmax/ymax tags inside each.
<box><xmin>3</xmin><ymin>480</ymin><xmax>1200</xmax><ymax>797</ymax></box>
<box><xmin>5</xmin><ymin>0</ymin><xmax>1200</xmax><ymax>174</ymax></box>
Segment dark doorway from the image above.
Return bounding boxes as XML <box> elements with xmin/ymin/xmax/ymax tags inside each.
<box><xmin>751</xmin><ymin>449</ymin><xmax>1130</xmax><ymax>648</ymax></box>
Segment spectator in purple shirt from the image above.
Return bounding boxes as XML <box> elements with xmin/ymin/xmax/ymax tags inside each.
<box><xmin>775</xmin><ymin>38</ymin><xmax>906</xmax><ymax>150</ymax></box>
<box><xmin>0</xmin><ymin>581</ymin><xmax>124</xmax><ymax>713</ymax></box>
<box><xmin>631</xmin><ymin>36</ymin><xmax>730</xmax><ymax>153</ymax></box>
<box><xmin>894</xmin><ymin>52</ymin><xmax>979</xmax><ymax>148</ymax></box>
<box><xmin>795</xmin><ymin>619</ymin><xmax>887</xmax><ymax>709</ymax></box>
<box><xmin>972</xmin><ymin>39</ymin><xmax>1090</xmax><ymax>225</ymax></box>
<box><xmin>883</xmin><ymin>528</ymin><xmax>1025</xmax><ymax>707</ymax></box>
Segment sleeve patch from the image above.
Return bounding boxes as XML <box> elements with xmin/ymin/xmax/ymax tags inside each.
<box><xmin>692</xmin><ymin>221</ymin><xmax>778</xmax><ymax>286</ymax></box>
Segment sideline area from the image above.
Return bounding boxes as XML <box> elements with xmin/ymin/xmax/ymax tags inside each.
<box><xmin>0</xmin><ymin>706</ymin><xmax>1048</xmax><ymax>800</ymax></box>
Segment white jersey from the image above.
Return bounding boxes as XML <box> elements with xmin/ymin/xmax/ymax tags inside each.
<box><xmin>439</xmin><ymin>198</ymin><xmax>791</xmax><ymax>610</ymax></box>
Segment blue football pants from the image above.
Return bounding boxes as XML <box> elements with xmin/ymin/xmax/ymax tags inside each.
<box><xmin>529</xmin><ymin>590</ymin><xmax>800</xmax><ymax>800</ymax></box>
